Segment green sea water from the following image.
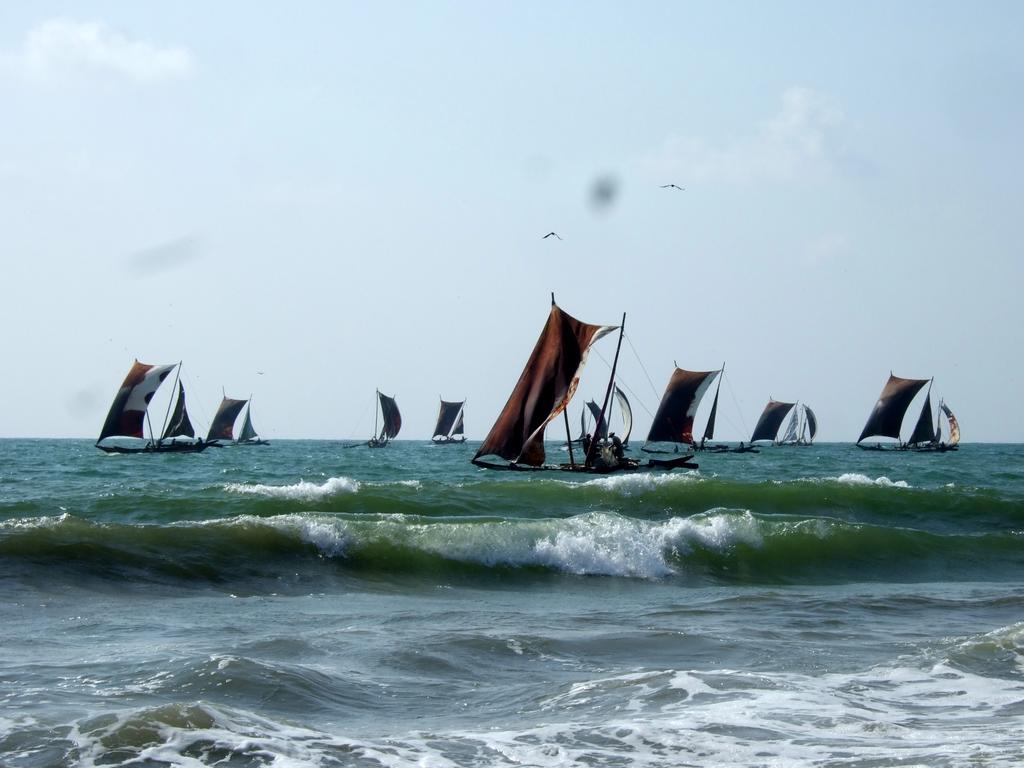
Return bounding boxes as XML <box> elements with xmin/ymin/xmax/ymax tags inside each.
<box><xmin>1</xmin><ymin>439</ymin><xmax>1022</xmax><ymax>766</ymax></box>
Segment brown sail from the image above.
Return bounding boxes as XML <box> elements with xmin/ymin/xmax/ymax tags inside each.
<box><xmin>207</xmin><ymin>396</ymin><xmax>248</xmax><ymax>441</ymax></box>
<box><xmin>645</xmin><ymin>368</ymin><xmax>719</xmax><ymax>445</ymax></box>
<box><xmin>857</xmin><ymin>374</ymin><xmax>929</xmax><ymax>443</ymax></box>
<box><xmin>750</xmin><ymin>399</ymin><xmax>796</xmax><ymax>443</ymax></box>
<box><xmin>473</xmin><ymin>302</ymin><xmax>615</xmax><ymax>466</ymax></box>
<box><xmin>97</xmin><ymin>360</ymin><xmax>176</xmax><ymax>443</ymax></box>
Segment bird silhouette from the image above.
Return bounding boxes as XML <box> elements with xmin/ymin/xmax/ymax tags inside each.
<box><xmin>542</xmin><ymin>232</ymin><xmax>563</xmax><ymax>240</ymax></box>
<box><xmin>660</xmin><ymin>184</ymin><xmax>685</xmax><ymax>190</ymax></box>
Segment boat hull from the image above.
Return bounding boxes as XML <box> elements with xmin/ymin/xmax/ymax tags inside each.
<box><xmin>96</xmin><ymin>441</ymin><xmax>209</xmax><ymax>454</ymax></box>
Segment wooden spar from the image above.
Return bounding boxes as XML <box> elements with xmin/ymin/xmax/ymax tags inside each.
<box><xmin>563</xmin><ymin>409</ymin><xmax>576</xmax><ymax>467</ymax></box>
<box><xmin>584</xmin><ymin>313</ymin><xmax>626</xmax><ymax>467</ymax></box>
<box><xmin>156</xmin><ymin>362</ymin><xmax>182</xmax><ymax>445</ymax></box>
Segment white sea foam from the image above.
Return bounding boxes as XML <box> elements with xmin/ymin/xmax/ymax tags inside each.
<box><xmin>0</xmin><ymin>512</ymin><xmax>70</xmax><ymax>530</ymax></box>
<box><xmin>60</xmin><ymin>657</ymin><xmax>1024</xmax><ymax>767</ymax></box>
<box><xmin>833</xmin><ymin>472</ymin><xmax>911</xmax><ymax>488</ymax></box>
<box><xmin>575</xmin><ymin>470</ymin><xmax>703</xmax><ymax>496</ymax></box>
<box><xmin>356</xmin><ymin>510</ymin><xmax>764</xmax><ymax>579</ymax></box>
<box><xmin>224</xmin><ymin>476</ymin><xmax>359</xmax><ymax>501</ymax></box>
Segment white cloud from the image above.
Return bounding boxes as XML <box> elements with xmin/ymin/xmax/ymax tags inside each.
<box><xmin>8</xmin><ymin>18</ymin><xmax>194</xmax><ymax>83</ymax></box>
<box><xmin>647</xmin><ymin>87</ymin><xmax>846</xmax><ymax>185</ymax></box>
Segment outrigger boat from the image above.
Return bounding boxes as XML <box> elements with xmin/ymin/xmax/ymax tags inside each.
<box><xmin>471</xmin><ymin>296</ymin><xmax>697</xmax><ymax>474</ymax></box>
<box><xmin>368</xmin><ymin>390</ymin><xmax>401</xmax><ymax>448</ymax></box>
<box><xmin>748</xmin><ymin>398</ymin><xmax>796</xmax><ymax>448</ymax></box>
<box><xmin>642</xmin><ymin>363</ymin><xmax>732</xmax><ymax>454</ymax></box>
<box><xmin>432</xmin><ymin>398</ymin><xmax>467</xmax><ymax>444</ymax></box>
<box><xmin>96</xmin><ymin>360</ymin><xmax>209</xmax><ymax>454</ymax></box>
<box><xmin>857</xmin><ymin>373</ymin><xmax>959</xmax><ymax>451</ymax></box>
<box><xmin>207</xmin><ymin>393</ymin><xmax>269</xmax><ymax>446</ymax></box>
<box><xmin>776</xmin><ymin>402</ymin><xmax>817</xmax><ymax>446</ymax></box>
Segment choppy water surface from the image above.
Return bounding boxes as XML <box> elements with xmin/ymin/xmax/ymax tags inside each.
<box><xmin>1</xmin><ymin>440</ymin><xmax>1022</xmax><ymax>766</ymax></box>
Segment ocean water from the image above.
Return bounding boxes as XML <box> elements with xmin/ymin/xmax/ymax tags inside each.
<box><xmin>1</xmin><ymin>439</ymin><xmax>1023</xmax><ymax>767</ymax></box>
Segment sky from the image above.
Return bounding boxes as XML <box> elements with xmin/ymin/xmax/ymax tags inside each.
<box><xmin>1</xmin><ymin>2</ymin><xmax>1021</xmax><ymax>442</ymax></box>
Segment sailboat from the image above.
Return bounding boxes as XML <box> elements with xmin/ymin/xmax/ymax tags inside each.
<box><xmin>432</xmin><ymin>398</ymin><xmax>466</xmax><ymax>444</ymax></box>
<box><xmin>96</xmin><ymin>360</ymin><xmax>208</xmax><ymax>454</ymax></box>
<box><xmin>775</xmin><ymin>403</ymin><xmax>817</xmax><ymax>446</ymax></box>
<box><xmin>206</xmin><ymin>394</ymin><xmax>248</xmax><ymax>445</ymax></box>
<box><xmin>904</xmin><ymin>390</ymin><xmax>959</xmax><ymax>452</ymax></box>
<box><xmin>857</xmin><ymin>373</ymin><xmax>958</xmax><ymax>451</ymax></box>
<box><xmin>237</xmin><ymin>399</ymin><xmax>269</xmax><ymax>445</ymax></box>
<box><xmin>575</xmin><ymin>386</ymin><xmax>633</xmax><ymax>446</ymax></box>
<box><xmin>471</xmin><ymin>296</ymin><xmax>697</xmax><ymax>473</ymax></box>
<box><xmin>368</xmin><ymin>390</ymin><xmax>401</xmax><ymax>447</ymax></box>
<box><xmin>748</xmin><ymin>399</ymin><xmax>797</xmax><ymax>447</ymax></box>
<box><xmin>642</xmin><ymin>364</ymin><xmax>729</xmax><ymax>454</ymax></box>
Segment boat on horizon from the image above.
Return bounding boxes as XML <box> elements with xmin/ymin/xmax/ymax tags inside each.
<box><xmin>775</xmin><ymin>402</ymin><xmax>817</xmax><ymax>446</ymax></box>
<box><xmin>641</xmin><ymin>363</ymin><xmax>734</xmax><ymax>455</ymax></box>
<box><xmin>368</xmin><ymin>390</ymin><xmax>401</xmax><ymax>448</ymax></box>
<box><xmin>432</xmin><ymin>398</ymin><xmax>467</xmax><ymax>444</ymax></box>
<box><xmin>206</xmin><ymin>393</ymin><xmax>269</xmax><ymax>446</ymax></box>
<box><xmin>746</xmin><ymin>398</ymin><xmax>799</xmax><ymax>449</ymax></box>
<box><xmin>857</xmin><ymin>373</ymin><xmax>959</xmax><ymax>451</ymax></box>
<box><xmin>96</xmin><ymin>360</ymin><xmax>209</xmax><ymax>454</ymax></box>
<box><xmin>471</xmin><ymin>296</ymin><xmax>697</xmax><ymax>474</ymax></box>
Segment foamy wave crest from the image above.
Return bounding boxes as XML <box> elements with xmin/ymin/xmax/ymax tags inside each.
<box><xmin>257</xmin><ymin>514</ymin><xmax>350</xmax><ymax>557</ymax></box>
<box><xmin>224</xmin><ymin>476</ymin><xmax>359</xmax><ymax>501</ymax></box>
<box><xmin>400</xmin><ymin>510</ymin><xmax>763</xmax><ymax>579</ymax></box>
<box><xmin>833</xmin><ymin>473</ymin><xmax>910</xmax><ymax>488</ymax></box>
<box><xmin>0</xmin><ymin>512</ymin><xmax>70</xmax><ymax>530</ymax></box>
<box><xmin>576</xmin><ymin>470</ymin><xmax>702</xmax><ymax>496</ymax></box>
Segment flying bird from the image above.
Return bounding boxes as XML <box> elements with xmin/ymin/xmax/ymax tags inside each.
<box><xmin>660</xmin><ymin>184</ymin><xmax>685</xmax><ymax>190</ymax></box>
<box><xmin>542</xmin><ymin>232</ymin><xmax>563</xmax><ymax>240</ymax></box>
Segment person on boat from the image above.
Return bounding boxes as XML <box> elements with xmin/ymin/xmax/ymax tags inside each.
<box><xmin>582</xmin><ymin>433</ymin><xmax>593</xmax><ymax>456</ymax></box>
<box><xmin>610</xmin><ymin>433</ymin><xmax>624</xmax><ymax>461</ymax></box>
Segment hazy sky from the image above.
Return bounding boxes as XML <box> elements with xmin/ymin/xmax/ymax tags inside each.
<box><xmin>1</xmin><ymin>3</ymin><xmax>1021</xmax><ymax>441</ymax></box>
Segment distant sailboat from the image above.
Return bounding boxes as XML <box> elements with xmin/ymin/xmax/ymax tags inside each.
<box><xmin>857</xmin><ymin>373</ymin><xmax>958</xmax><ymax>451</ymax></box>
<box><xmin>236</xmin><ymin>399</ymin><xmax>269</xmax><ymax>445</ymax></box>
<box><xmin>905</xmin><ymin>389</ymin><xmax>960</xmax><ymax>452</ymax></box>
<box><xmin>749</xmin><ymin>399</ymin><xmax>797</xmax><ymax>445</ymax></box>
<box><xmin>369</xmin><ymin>391</ymin><xmax>401</xmax><ymax>448</ymax></box>
<box><xmin>472</xmin><ymin>296</ymin><xmax>696</xmax><ymax>473</ymax></box>
<box><xmin>96</xmin><ymin>360</ymin><xmax>208</xmax><ymax>453</ymax></box>
<box><xmin>642</xmin><ymin>365</ymin><xmax>728</xmax><ymax>453</ymax></box>
<box><xmin>432</xmin><ymin>398</ymin><xmax>466</xmax><ymax>444</ymax></box>
<box><xmin>207</xmin><ymin>394</ymin><xmax>248</xmax><ymax>444</ymax></box>
<box><xmin>776</xmin><ymin>403</ymin><xmax>817</xmax><ymax>446</ymax></box>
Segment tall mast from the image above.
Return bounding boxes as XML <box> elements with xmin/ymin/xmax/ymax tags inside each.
<box><xmin>563</xmin><ymin>410</ymin><xmax>576</xmax><ymax>467</ymax></box>
<box><xmin>156</xmin><ymin>361</ymin><xmax>182</xmax><ymax>446</ymax></box>
<box><xmin>585</xmin><ymin>313</ymin><xmax>626</xmax><ymax>467</ymax></box>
